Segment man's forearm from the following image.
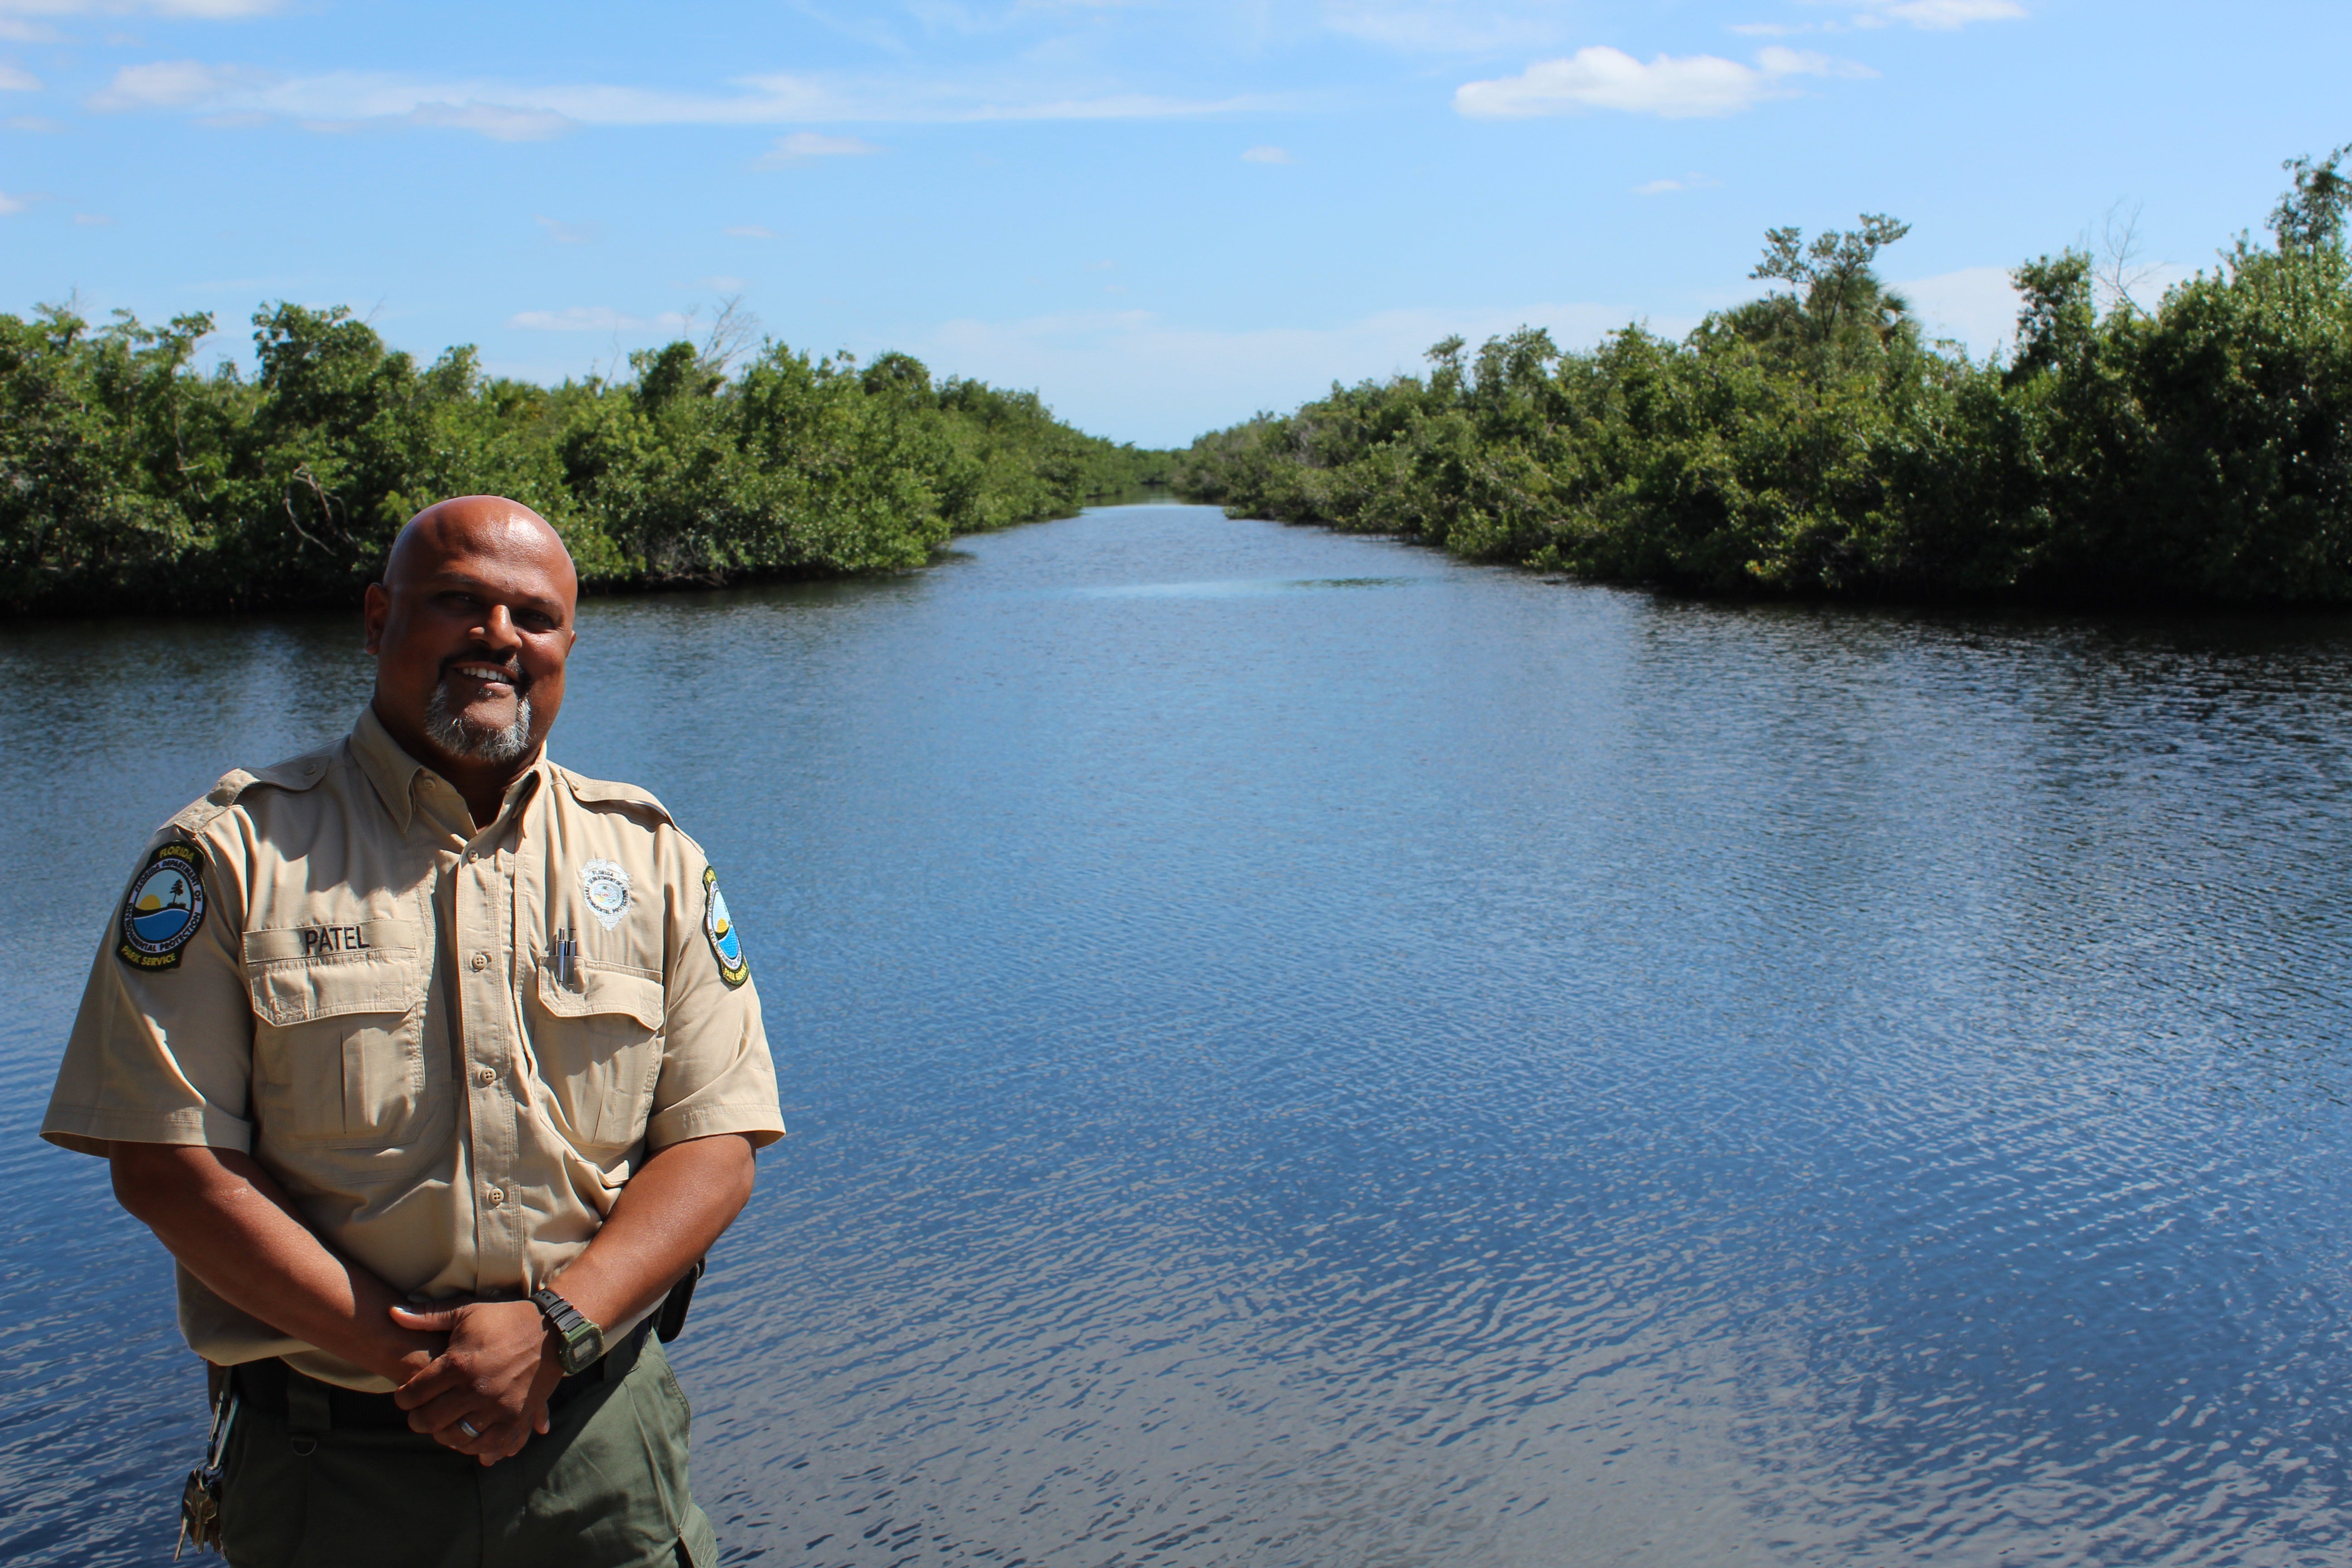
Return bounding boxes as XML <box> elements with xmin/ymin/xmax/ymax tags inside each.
<box><xmin>546</xmin><ymin>1132</ymin><xmax>757</xmax><ymax>1334</ymax></box>
<box><xmin>109</xmin><ymin>1142</ymin><xmax>440</xmax><ymax>1384</ymax></box>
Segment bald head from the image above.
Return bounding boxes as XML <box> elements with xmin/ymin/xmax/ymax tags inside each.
<box><xmin>364</xmin><ymin>495</ymin><xmax>581</xmax><ymax>823</ymax></box>
<box><xmin>386</xmin><ymin>495</ymin><xmax>578</xmax><ymax>606</ymax></box>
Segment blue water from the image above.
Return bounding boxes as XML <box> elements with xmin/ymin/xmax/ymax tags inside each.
<box><xmin>128</xmin><ymin>911</ymin><xmax>191</xmax><ymax>945</ymax></box>
<box><xmin>7</xmin><ymin>504</ymin><xmax>2352</xmax><ymax>1564</ymax></box>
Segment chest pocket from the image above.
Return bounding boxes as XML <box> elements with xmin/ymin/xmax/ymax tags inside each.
<box><xmin>245</xmin><ymin>922</ymin><xmax>428</xmax><ymax>1147</ymax></box>
<box><xmin>529</xmin><ymin>959</ymin><xmax>665</xmax><ymax>1153</ymax></box>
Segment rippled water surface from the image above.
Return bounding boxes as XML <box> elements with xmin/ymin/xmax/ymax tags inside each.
<box><xmin>9</xmin><ymin>504</ymin><xmax>2352</xmax><ymax>1565</ymax></box>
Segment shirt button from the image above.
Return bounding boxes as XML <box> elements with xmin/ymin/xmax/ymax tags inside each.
<box><xmin>485</xmin><ymin>1187</ymin><xmax>505</xmax><ymax>1207</ymax></box>
<box><xmin>477</xmin><ymin>1066</ymin><xmax>497</xmax><ymax>1085</ymax></box>
<box><xmin>470</xmin><ymin>952</ymin><xmax>490</xmax><ymax>971</ymax></box>
<box><xmin>465</xmin><ymin>849</ymin><xmax>478</xmax><ymax>862</ymax></box>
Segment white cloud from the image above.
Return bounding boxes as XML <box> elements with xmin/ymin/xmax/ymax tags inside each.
<box><xmin>1894</xmin><ymin>257</ymin><xmax>2189</xmax><ymax>360</ymax></box>
<box><xmin>0</xmin><ymin>20</ymin><xmax>63</xmax><ymax>41</ymax></box>
<box><xmin>0</xmin><ymin>61</ymin><xmax>38</xmax><ymax>89</ymax></box>
<box><xmin>756</xmin><ymin>130</ymin><xmax>882</xmax><ymax>165</ymax></box>
<box><xmin>73</xmin><ymin>210</ymin><xmax>111</xmax><ymax>223</ymax></box>
<box><xmin>1455</xmin><ymin>44</ymin><xmax>1868</xmax><ymax>119</ymax></box>
<box><xmin>1853</xmin><ymin>0</ymin><xmax>2025</xmax><ymax>27</ymax></box>
<box><xmin>725</xmin><ymin>224</ymin><xmax>780</xmax><ymax>239</ymax></box>
<box><xmin>0</xmin><ymin>189</ymin><xmax>24</xmax><ymax>213</ymax></box>
<box><xmin>507</xmin><ymin>306</ymin><xmax>693</xmax><ymax>333</ymax></box>
<box><xmin>1241</xmin><ymin>143</ymin><xmax>1293</xmax><ymax>163</ymax></box>
<box><xmin>1898</xmin><ymin>266</ymin><xmax>2018</xmax><ymax>356</ymax></box>
<box><xmin>86</xmin><ymin>59</ymin><xmax>1291</xmax><ymax>137</ymax></box>
<box><xmin>1635</xmin><ymin>171</ymin><xmax>1720</xmax><ymax>195</ymax></box>
<box><xmin>535</xmin><ymin>215</ymin><xmax>599</xmax><ymax>245</ymax></box>
<box><xmin>5</xmin><ymin>112</ymin><xmax>62</xmax><ymax>129</ymax></box>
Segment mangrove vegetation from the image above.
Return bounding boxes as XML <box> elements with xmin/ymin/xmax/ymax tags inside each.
<box><xmin>1174</xmin><ymin>147</ymin><xmax>2352</xmax><ymax>608</ymax></box>
<box><xmin>0</xmin><ymin>303</ymin><xmax>1171</xmax><ymax>616</ymax></box>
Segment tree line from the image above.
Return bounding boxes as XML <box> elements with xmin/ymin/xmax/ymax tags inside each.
<box><xmin>1173</xmin><ymin>147</ymin><xmax>2352</xmax><ymax>608</ymax></box>
<box><xmin>1</xmin><ymin>301</ymin><xmax>1172</xmax><ymax>616</ymax></box>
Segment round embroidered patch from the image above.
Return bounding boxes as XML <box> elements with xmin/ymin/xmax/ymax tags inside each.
<box><xmin>119</xmin><ymin>841</ymin><xmax>208</xmax><ymax>971</ymax></box>
<box><xmin>581</xmin><ymin>858</ymin><xmax>632</xmax><ymax>931</ymax></box>
<box><xmin>702</xmin><ymin>865</ymin><xmax>749</xmax><ymax>989</ymax></box>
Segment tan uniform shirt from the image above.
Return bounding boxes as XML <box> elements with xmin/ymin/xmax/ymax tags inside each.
<box><xmin>42</xmin><ymin>707</ymin><xmax>785</xmax><ymax>1391</ymax></box>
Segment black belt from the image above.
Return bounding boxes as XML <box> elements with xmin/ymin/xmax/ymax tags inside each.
<box><xmin>232</xmin><ymin>1318</ymin><xmax>652</xmax><ymax>1434</ymax></box>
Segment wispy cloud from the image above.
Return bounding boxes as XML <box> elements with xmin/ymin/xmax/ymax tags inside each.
<box><xmin>921</xmin><ymin>299</ymin><xmax>1662</xmax><ymax>447</ymax></box>
<box><xmin>73</xmin><ymin>210</ymin><xmax>112</xmax><ymax>223</ymax></box>
<box><xmin>508</xmin><ymin>305</ymin><xmax>693</xmax><ymax>333</ymax></box>
<box><xmin>89</xmin><ymin>59</ymin><xmax>261</xmax><ymax>109</ymax></box>
<box><xmin>1755</xmin><ymin>0</ymin><xmax>2027</xmax><ymax>31</ymax></box>
<box><xmin>1898</xmin><ymin>266</ymin><xmax>2018</xmax><ymax>355</ymax></box>
<box><xmin>756</xmin><ymin>129</ymin><xmax>882</xmax><ymax>164</ymax></box>
<box><xmin>0</xmin><ymin>189</ymin><xmax>25</xmax><ymax>214</ymax></box>
<box><xmin>1241</xmin><ymin>143</ymin><xmax>1293</xmax><ymax>163</ymax></box>
<box><xmin>1456</xmin><ymin>45</ymin><xmax>1869</xmax><ymax>119</ymax></box>
<box><xmin>0</xmin><ymin>0</ymin><xmax>280</xmax><ymax>17</ymax></box>
<box><xmin>0</xmin><ymin>61</ymin><xmax>39</xmax><ymax>90</ymax></box>
<box><xmin>87</xmin><ymin>60</ymin><xmax>1292</xmax><ymax>137</ymax></box>
<box><xmin>1851</xmin><ymin>0</ymin><xmax>2025</xmax><ymax>27</ymax></box>
<box><xmin>407</xmin><ymin>101</ymin><xmax>571</xmax><ymax>140</ymax></box>
<box><xmin>6</xmin><ymin>112</ymin><xmax>63</xmax><ymax>129</ymax></box>
<box><xmin>534</xmin><ymin>214</ymin><xmax>599</xmax><ymax>245</ymax></box>
<box><xmin>1635</xmin><ymin>171</ymin><xmax>1721</xmax><ymax>195</ymax></box>
<box><xmin>1319</xmin><ymin>1</ymin><xmax>1582</xmax><ymax>53</ymax></box>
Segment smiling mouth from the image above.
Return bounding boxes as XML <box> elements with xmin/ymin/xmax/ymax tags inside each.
<box><xmin>443</xmin><ymin>659</ymin><xmax>527</xmax><ymax>695</ymax></box>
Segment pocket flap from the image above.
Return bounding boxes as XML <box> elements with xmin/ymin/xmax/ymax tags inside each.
<box><xmin>246</xmin><ymin>948</ymin><xmax>425</xmax><ymax>1027</ymax></box>
<box><xmin>536</xmin><ymin>960</ymin><xmax>665</xmax><ymax>1030</ymax></box>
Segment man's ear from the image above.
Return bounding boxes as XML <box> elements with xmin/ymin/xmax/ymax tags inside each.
<box><xmin>362</xmin><ymin>582</ymin><xmax>389</xmax><ymax>655</ymax></box>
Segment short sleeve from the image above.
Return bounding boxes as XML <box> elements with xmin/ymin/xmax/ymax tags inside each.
<box><xmin>644</xmin><ymin>831</ymin><xmax>785</xmax><ymax>1153</ymax></box>
<box><xmin>40</xmin><ymin>832</ymin><xmax>255</xmax><ymax>1158</ymax></box>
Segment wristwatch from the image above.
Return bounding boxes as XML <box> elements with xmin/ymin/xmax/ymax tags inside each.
<box><xmin>529</xmin><ymin>1287</ymin><xmax>606</xmax><ymax>1375</ymax></box>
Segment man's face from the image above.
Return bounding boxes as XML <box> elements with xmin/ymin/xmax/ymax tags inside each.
<box><xmin>363</xmin><ymin>505</ymin><xmax>578</xmax><ymax>774</ymax></box>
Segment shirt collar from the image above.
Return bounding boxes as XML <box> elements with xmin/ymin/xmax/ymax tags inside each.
<box><xmin>348</xmin><ymin>704</ymin><xmax>549</xmax><ymax>839</ymax></box>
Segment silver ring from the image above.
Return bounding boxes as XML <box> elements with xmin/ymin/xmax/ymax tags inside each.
<box><xmin>457</xmin><ymin>1417</ymin><xmax>482</xmax><ymax>1439</ymax></box>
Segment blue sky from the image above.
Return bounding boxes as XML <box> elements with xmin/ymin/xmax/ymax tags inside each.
<box><xmin>2</xmin><ymin>0</ymin><xmax>2345</xmax><ymax>446</ymax></box>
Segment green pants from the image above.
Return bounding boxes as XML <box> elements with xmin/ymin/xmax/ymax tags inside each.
<box><xmin>218</xmin><ymin>1336</ymin><xmax>720</xmax><ymax>1568</ymax></box>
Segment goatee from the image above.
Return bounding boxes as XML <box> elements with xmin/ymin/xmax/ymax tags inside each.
<box><xmin>422</xmin><ymin>682</ymin><xmax>534</xmax><ymax>764</ymax></box>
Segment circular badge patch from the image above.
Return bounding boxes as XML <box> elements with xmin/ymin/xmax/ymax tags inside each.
<box><xmin>702</xmin><ymin>865</ymin><xmax>749</xmax><ymax>989</ymax></box>
<box><xmin>581</xmin><ymin>858</ymin><xmax>632</xmax><ymax>931</ymax></box>
<box><xmin>119</xmin><ymin>841</ymin><xmax>208</xmax><ymax>971</ymax></box>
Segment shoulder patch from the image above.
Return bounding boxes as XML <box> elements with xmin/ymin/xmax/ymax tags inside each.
<box><xmin>701</xmin><ymin>865</ymin><xmax>750</xmax><ymax>989</ymax></box>
<box><xmin>118</xmin><ymin>841</ymin><xmax>209</xmax><ymax>971</ymax></box>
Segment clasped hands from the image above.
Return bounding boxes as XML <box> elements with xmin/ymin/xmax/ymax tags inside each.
<box><xmin>386</xmin><ymin>1298</ymin><xmax>566</xmax><ymax>1466</ymax></box>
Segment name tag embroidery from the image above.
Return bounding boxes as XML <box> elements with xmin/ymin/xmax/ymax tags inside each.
<box><xmin>303</xmin><ymin>926</ymin><xmax>372</xmax><ymax>956</ymax></box>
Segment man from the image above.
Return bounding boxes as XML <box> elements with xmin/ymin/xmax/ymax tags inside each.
<box><xmin>41</xmin><ymin>496</ymin><xmax>784</xmax><ymax>1567</ymax></box>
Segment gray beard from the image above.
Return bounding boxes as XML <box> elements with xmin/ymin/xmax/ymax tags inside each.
<box><xmin>422</xmin><ymin>682</ymin><xmax>535</xmax><ymax>764</ymax></box>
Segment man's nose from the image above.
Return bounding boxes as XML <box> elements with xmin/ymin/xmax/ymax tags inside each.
<box><xmin>475</xmin><ymin>605</ymin><xmax>524</xmax><ymax>651</ymax></box>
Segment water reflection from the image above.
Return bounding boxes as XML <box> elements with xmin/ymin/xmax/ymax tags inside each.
<box><xmin>4</xmin><ymin>506</ymin><xmax>2352</xmax><ymax>1565</ymax></box>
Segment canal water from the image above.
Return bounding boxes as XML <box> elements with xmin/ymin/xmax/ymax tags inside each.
<box><xmin>5</xmin><ymin>502</ymin><xmax>2352</xmax><ymax>1565</ymax></box>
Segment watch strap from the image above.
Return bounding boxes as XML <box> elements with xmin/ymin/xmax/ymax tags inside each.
<box><xmin>529</xmin><ymin>1287</ymin><xmax>605</xmax><ymax>1375</ymax></box>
